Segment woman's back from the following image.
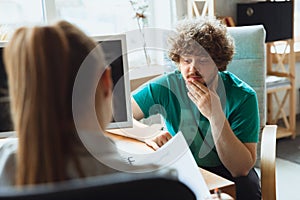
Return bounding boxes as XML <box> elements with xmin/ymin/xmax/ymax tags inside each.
<box><xmin>2</xmin><ymin>21</ymin><xmax>115</xmax><ymax>186</ymax></box>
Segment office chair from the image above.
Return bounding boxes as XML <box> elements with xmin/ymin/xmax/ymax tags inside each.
<box><xmin>0</xmin><ymin>170</ymin><xmax>196</xmax><ymax>200</ymax></box>
<box><xmin>227</xmin><ymin>25</ymin><xmax>277</xmax><ymax>200</ymax></box>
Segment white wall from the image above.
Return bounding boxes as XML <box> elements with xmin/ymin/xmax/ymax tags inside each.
<box><xmin>295</xmin><ymin>62</ymin><xmax>300</xmax><ymax>115</ymax></box>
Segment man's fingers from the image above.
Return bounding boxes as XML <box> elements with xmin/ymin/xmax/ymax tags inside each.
<box><xmin>189</xmin><ymin>80</ymin><xmax>208</xmax><ymax>93</ymax></box>
<box><xmin>145</xmin><ymin>132</ymin><xmax>172</xmax><ymax>150</ymax></box>
<box><xmin>145</xmin><ymin>139</ymin><xmax>160</xmax><ymax>151</ymax></box>
<box><xmin>159</xmin><ymin>132</ymin><xmax>172</xmax><ymax>144</ymax></box>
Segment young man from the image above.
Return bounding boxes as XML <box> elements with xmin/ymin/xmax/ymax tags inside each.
<box><xmin>132</xmin><ymin>17</ymin><xmax>261</xmax><ymax>200</ymax></box>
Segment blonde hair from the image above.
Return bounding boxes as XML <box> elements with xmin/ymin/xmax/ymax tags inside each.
<box><xmin>4</xmin><ymin>21</ymin><xmax>102</xmax><ymax>185</ymax></box>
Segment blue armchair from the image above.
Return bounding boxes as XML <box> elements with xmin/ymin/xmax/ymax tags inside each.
<box><xmin>227</xmin><ymin>25</ymin><xmax>277</xmax><ymax>200</ymax></box>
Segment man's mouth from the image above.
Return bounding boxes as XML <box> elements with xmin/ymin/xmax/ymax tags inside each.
<box><xmin>187</xmin><ymin>75</ymin><xmax>207</xmax><ymax>87</ymax></box>
<box><xmin>188</xmin><ymin>76</ymin><xmax>200</xmax><ymax>81</ymax></box>
<box><xmin>187</xmin><ymin>75</ymin><xmax>203</xmax><ymax>82</ymax></box>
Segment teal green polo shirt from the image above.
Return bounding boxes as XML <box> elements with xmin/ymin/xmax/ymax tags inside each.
<box><xmin>132</xmin><ymin>70</ymin><xmax>260</xmax><ymax>167</ymax></box>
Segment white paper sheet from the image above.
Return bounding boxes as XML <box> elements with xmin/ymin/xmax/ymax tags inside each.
<box><xmin>118</xmin><ymin>131</ymin><xmax>211</xmax><ymax>200</ymax></box>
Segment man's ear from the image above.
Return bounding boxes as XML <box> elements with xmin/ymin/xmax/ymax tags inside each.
<box><xmin>101</xmin><ymin>67</ymin><xmax>112</xmax><ymax>97</ymax></box>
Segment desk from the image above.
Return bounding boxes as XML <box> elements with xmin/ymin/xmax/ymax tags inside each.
<box><xmin>105</xmin><ymin>131</ymin><xmax>236</xmax><ymax>198</ymax></box>
<box><xmin>199</xmin><ymin>168</ymin><xmax>235</xmax><ymax>198</ymax></box>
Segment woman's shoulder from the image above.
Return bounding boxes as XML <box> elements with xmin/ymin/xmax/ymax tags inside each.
<box><xmin>0</xmin><ymin>138</ymin><xmax>18</xmax><ymax>186</ymax></box>
<box><xmin>0</xmin><ymin>138</ymin><xmax>18</xmax><ymax>156</ymax></box>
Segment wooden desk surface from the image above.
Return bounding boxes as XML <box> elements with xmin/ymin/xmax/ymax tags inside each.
<box><xmin>199</xmin><ymin>168</ymin><xmax>235</xmax><ymax>197</ymax></box>
<box><xmin>105</xmin><ymin>131</ymin><xmax>235</xmax><ymax>197</ymax></box>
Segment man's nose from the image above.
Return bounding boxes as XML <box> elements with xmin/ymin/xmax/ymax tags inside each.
<box><xmin>188</xmin><ymin>60</ymin><xmax>199</xmax><ymax>72</ymax></box>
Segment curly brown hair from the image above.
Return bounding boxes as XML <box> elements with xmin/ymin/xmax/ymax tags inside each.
<box><xmin>168</xmin><ymin>17</ymin><xmax>235</xmax><ymax>71</ymax></box>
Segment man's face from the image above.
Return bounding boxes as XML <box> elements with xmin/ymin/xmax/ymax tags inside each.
<box><xmin>179</xmin><ymin>54</ymin><xmax>218</xmax><ymax>86</ymax></box>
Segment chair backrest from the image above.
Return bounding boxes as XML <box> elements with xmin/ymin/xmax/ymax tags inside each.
<box><xmin>226</xmin><ymin>25</ymin><xmax>277</xmax><ymax>200</ymax></box>
<box><xmin>0</xmin><ymin>171</ymin><xmax>196</xmax><ymax>200</ymax></box>
<box><xmin>226</xmin><ymin>25</ymin><xmax>266</xmax><ymax>161</ymax></box>
<box><xmin>227</xmin><ymin>25</ymin><xmax>266</xmax><ymax>129</ymax></box>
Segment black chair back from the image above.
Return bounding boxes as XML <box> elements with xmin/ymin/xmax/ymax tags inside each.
<box><xmin>0</xmin><ymin>171</ymin><xmax>196</xmax><ymax>200</ymax></box>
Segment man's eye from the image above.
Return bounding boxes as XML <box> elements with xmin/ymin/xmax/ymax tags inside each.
<box><xmin>199</xmin><ymin>58</ymin><xmax>209</xmax><ymax>63</ymax></box>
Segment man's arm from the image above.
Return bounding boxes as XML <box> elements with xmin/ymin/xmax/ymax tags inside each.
<box><xmin>131</xmin><ymin>98</ymin><xmax>144</xmax><ymax>120</ymax></box>
<box><xmin>131</xmin><ymin>98</ymin><xmax>172</xmax><ymax>150</ymax></box>
<box><xmin>187</xmin><ymin>79</ymin><xmax>257</xmax><ymax>177</ymax></box>
<box><xmin>210</xmin><ymin>113</ymin><xmax>257</xmax><ymax>177</ymax></box>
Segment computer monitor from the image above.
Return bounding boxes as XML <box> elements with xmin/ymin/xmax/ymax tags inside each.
<box><xmin>0</xmin><ymin>42</ymin><xmax>8</xmax><ymax>94</ymax></box>
<box><xmin>0</xmin><ymin>34</ymin><xmax>133</xmax><ymax>131</ymax></box>
<box><xmin>92</xmin><ymin>34</ymin><xmax>132</xmax><ymax>129</ymax></box>
<box><xmin>0</xmin><ymin>41</ymin><xmax>13</xmax><ymax>131</ymax></box>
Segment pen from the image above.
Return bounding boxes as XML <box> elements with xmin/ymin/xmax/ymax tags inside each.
<box><xmin>214</xmin><ymin>188</ymin><xmax>222</xmax><ymax>199</ymax></box>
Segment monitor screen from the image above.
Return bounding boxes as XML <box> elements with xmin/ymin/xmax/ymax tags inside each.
<box><xmin>93</xmin><ymin>34</ymin><xmax>132</xmax><ymax>129</ymax></box>
<box><xmin>0</xmin><ymin>42</ymin><xmax>8</xmax><ymax>95</ymax></box>
<box><xmin>0</xmin><ymin>42</ymin><xmax>13</xmax><ymax>131</ymax></box>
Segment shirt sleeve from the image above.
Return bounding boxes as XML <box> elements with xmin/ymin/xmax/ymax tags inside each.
<box><xmin>132</xmin><ymin>79</ymin><xmax>170</xmax><ymax>118</ymax></box>
<box><xmin>229</xmin><ymin>92</ymin><xmax>260</xmax><ymax>143</ymax></box>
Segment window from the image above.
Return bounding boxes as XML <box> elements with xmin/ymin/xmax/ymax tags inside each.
<box><xmin>52</xmin><ymin>0</ymin><xmax>176</xmax><ymax>34</ymax></box>
<box><xmin>52</xmin><ymin>0</ymin><xmax>176</xmax><ymax>71</ymax></box>
<box><xmin>0</xmin><ymin>0</ymin><xmax>43</xmax><ymax>40</ymax></box>
<box><xmin>0</xmin><ymin>0</ymin><xmax>177</xmax><ymax>77</ymax></box>
<box><xmin>53</xmin><ymin>0</ymin><xmax>137</xmax><ymax>36</ymax></box>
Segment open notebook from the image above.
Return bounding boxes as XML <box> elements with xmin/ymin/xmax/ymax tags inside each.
<box><xmin>115</xmin><ymin>131</ymin><xmax>211</xmax><ymax>200</ymax></box>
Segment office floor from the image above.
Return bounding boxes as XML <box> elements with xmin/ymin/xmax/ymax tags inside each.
<box><xmin>255</xmin><ymin>118</ymin><xmax>300</xmax><ymax>200</ymax></box>
<box><xmin>273</xmin><ymin>118</ymin><xmax>300</xmax><ymax>200</ymax></box>
<box><xmin>255</xmin><ymin>158</ymin><xmax>300</xmax><ymax>200</ymax></box>
<box><xmin>276</xmin><ymin>158</ymin><xmax>300</xmax><ymax>200</ymax></box>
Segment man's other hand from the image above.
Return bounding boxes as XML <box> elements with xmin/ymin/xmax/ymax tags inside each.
<box><xmin>145</xmin><ymin>131</ymin><xmax>172</xmax><ymax>150</ymax></box>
